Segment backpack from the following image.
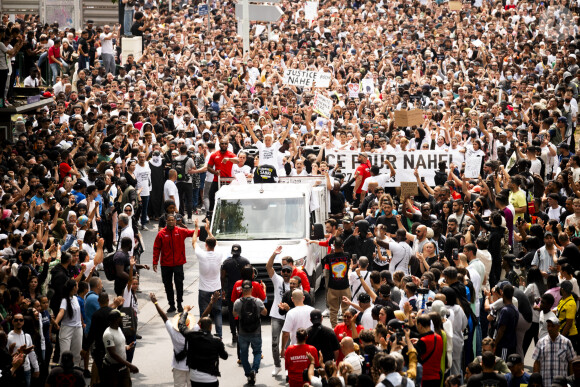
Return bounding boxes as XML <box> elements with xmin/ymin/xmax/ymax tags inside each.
<box><xmin>239</xmin><ymin>297</ymin><xmax>261</xmax><ymax>332</ymax></box>
<box><xmin>379</xmin><ymin>376</ymin><xmax>408</xmax><ymax>387</ymax></box>
<box><xmin>172</xmin><ymin>156</ymin><xmax>190</xmax><ymax>182</ymax></box>
<box><xmin>103</xmin><ymin>252</ymin><xmax>117</xmax><ymax>281</ymax></box>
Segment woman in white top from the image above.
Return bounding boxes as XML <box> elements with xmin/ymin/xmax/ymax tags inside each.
<box><xmin>55</xmin><ymin>279</ymin><xmax>84</xmax><ymax>366</ymax></box>
<box><xmin>523</xmin><ymin>267</ymin><xmax>546</xmax><ymax>352</ymax></box>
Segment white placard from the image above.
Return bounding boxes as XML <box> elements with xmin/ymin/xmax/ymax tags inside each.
<box><xmin>464</xmin><ymin>156</ymin><xmax>483</xmax><ymax>178</ymax></box>
<box><xmin>361</xmin><ymin>78</ymin><xmax>375</xmax><ymax>94</ymax></box>
<box><xmin>348</xmin><ymin>83</ymin><xmax>360</xmax><ymax>98</ymax></box>
<box><xmin>254</xmin><ymin>25</ymin><xmax>266</xmax><ymax>37</ymax></box>
<box><xmin>304</xmin><ymin>2</ymin><xmax>318</xmax><ymax>20</ymax></box>
<box><xmin>283</xmin><ymin>69</ymin><xmax>331</xmax><ymax>88</ymax></box>
<box><xmin>325</xmin><ymin>149</ymin><xmax>464</xmax><ymax>187</ymax></box>
<box><xmin>313</xmin><ymin>92</ymin><xmax>333</xmax><ymax>118</ymax></box>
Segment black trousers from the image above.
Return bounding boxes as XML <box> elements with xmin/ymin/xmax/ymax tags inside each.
<box><xmin>161</xmin><ymin>265</ymin><xmax>184</xmax><ymax>307</ymax></box>
<box><xmin>177</xmin><ymin>182</ymin><xmax>194</xmax><ymax>218</ymax></box>
<box><xmin>0</xmin><ymin>69</ymin><xmax>8</xmax><ymax>104</ymax></box>
<box><xmin>208</xmin><ymin>181</ymin><xmax>219</xmax><ymax>216</ymax></box>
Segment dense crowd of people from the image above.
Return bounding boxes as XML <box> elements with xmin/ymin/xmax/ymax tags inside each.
<box><xmin>2</xmin><ymin>0</ymin><xmax>580</xmax><ymax>386</ymax></box>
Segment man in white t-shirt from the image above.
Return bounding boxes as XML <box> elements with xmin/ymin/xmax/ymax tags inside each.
<box><xmin>102</xmin><ymin>310</ymin><xmax>138</xmax><ymax>385</ymax></box>
<box><xmin>192</xmin><ymin>219</ymin><xmax>225</xmax><ymax>338</ymax></box>
<box><xmin>281</xmin><ymin>290</ymin><xmax>314</xmax><ymax>350</ymax></box>
<box><xmin>134</xmin><ymin>152</ymin><xmax>152</xmax><ymax>230</ymax></box>
<box><xmin>248</xmin><ymin>120</ymin><xmax>290</xmax><ymax>168</ymax></box>
<box><xmin>266</xmin><ymin>246</ymin><xmax>293</xmax><ymax>376</ymax></box>
<box><xmin>164</xmin><ymin>168</ymin><xmax>180</xmax><ymax>211</ymax></box>
<box><xmin>100</xmin><ymin>25</ymin><xmax>118</xmax><ymax>75</ymax></box>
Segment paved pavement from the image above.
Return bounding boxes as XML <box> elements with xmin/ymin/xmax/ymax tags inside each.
<box><xmin>101</xmin><ymin>218</ymin><xmax>538</xmax><ymax>385</ymax></box>
<box><xmin>101</xmin><ymin>217</ymin><xmax>326</xmax><ymax>386</ymax></box>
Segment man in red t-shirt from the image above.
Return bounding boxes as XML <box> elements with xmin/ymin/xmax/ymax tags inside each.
<box><xmin>352</xmin><ymin>152</ymin><xmax>371</xmax><ymax>207</ymax></box>
<box><xmin>207</xmin><ymin>139</ymin><xmax>238</xmax><ymax>217</ymax></box>
<box><xmin>48</xmin><ymin>38</ymin><xmax>67</xmax><ymax>85</ymax></box>
<box><xmin>285</xmin><ymin>328</ymin><xmax>319</xmax><ymax>387</ymax></box>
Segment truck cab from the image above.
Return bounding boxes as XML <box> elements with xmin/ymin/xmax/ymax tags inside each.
<box><xmin>210</xmin><ymin>182</ymin><xmax>327</xmax><ymax>302</ymax></box>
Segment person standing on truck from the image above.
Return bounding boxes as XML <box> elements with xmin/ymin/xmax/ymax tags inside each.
<box><xmin>352</xmin><ymin>152</ymin><xmax>372</xmax><ymax>207</ymax></box>
<box><xmin>280</xmin><ymin>256</ymin><xmax>310</xmax><ymax>293</ymax></box>
<box><xmin>193</xmin><ymin>218</ymin><xmax>225</xmax><ymax>338</ymax></box>
<box><xmin>221</xmin><ymin>244</ymin><xmax>250</xmax><ymax>344</ymax></box>
<box><xmin>266</xmin><ymin>246</ymin><xmax>293</xmax><ymax>377</ymax></box>
<box><xmin>246</xmin><ymin>118</ymin><xmax>290</xmax><ymax>168</ymax></box>
<box><xmin>152</xmin><ymin>213</ymin><xmax>196</xmax><ymax>314</ymax></box>
<box><xmin>207</xmin><ymin>139</ymin><xmax>238</xmax><ymax>219</ymax></box>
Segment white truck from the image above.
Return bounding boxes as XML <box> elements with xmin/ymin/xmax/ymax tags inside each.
<box><xmin>209</xmin><ymin>182</ymin><xmax>328</xmax><ymax>302</ymax></box>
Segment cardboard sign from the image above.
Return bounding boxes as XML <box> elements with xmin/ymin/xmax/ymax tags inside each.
<box><xmin>400</xmin><ymin>182</ymin><xmax>418</xmax><ymax>198</ymax></box>
<box><xmin>449</xmin><ymin>1</ymin><xmax>462</xmax><ymax>10</ymax></box>
<box><xmin>304</xmin><ymin>2</ymin><xmax>318</xmax><ymax>20</ymax></box>
<box><xmin>325</xmin><ymin>149</ymin><xmax>465</xmax><ymax>187</ymax></box>
<box><xmin>464</xmin><ymin>156</ymin><xmax>483</xmax><ymax>178</ymax></box>
<box><xmin>394</xmin><ymin>110</ymin><xmax>424</xmax><ymax>127</ymax></box>
<box><xmin>283</xmin><ymin>69</ymin><xmax>331</xmax><ymax>88</ymax></box>
<box><xmin>361</xmin><ymin>78</ymin><xmax>374</xmax><ymax>94</ymax></box>
<box><xmin>313</xmin><ymin>92</ymin><xmax>333</xmax><ymax>118</ymax></box>
<box><xmin>348</xmin><ymin>83</ymin><xmax>360</xmax><ymax>98</ymax></box>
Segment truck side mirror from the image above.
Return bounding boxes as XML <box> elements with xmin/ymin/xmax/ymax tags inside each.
<box><xmin>311</xmin><ymin>223</ymin><xmax>324</xmax><ymax>240</ymax></box>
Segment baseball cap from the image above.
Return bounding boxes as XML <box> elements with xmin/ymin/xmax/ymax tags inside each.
<box><xmin>546</xmin><ymin>315</ymin><xmax>561</xmax><ymax>325</ymax></box>
<box><xmin>310</xmin><ymin>309</ymin><xmax>323</xmax><ymax>324</ymax></box>
<box><xmin>342</xmin><ymin>215</ymin><xmax>353</xmax><ymax>223</ymax></box>
<box><xmin>560</xmin><ymin>280</ymin><xmax>574</xmax><ymax>294</ymax></box>
<box><xmin>242</xmin><ymin>280</ymin><xmax>252</xmax><ymax>290</ymax></box>
<box><xmin>88</xmin><ymin>168</ymin><xmax>98</xmax><ymax>175</ymax></box>
<box><xmin>359</xmin><ymin>151</ymin><xmax>369</xmax><ymax>158</ymax></box>
<box><xmin>231</xmin><ymin>244</ymin><xmax>242</xmax><ymax>255</ymax></box>
<box><xmin>506</xmin><ymin>354</ymin><xmax>523</xmax><ymax>367</ymax></box>
<box><xmin>282</xmin><ymin>265</ymin><xmax>293</xmax><ymax>272</ymax></box>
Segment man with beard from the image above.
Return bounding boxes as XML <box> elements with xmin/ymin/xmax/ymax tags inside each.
<box><xmin>207</xmin><ymin>138</ymin><xmax>237</xmax><ymax>218</ymax></box>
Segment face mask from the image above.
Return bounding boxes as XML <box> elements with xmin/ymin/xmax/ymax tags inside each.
<box><xmin>507</xmin><ymin>75</ymin><xmax>513</xmax><ymax>80</ymax></box>
<box><xmin>565</xmin><ymin>98</ymin><xmax>571</xmax><ymax>103</ymax></box>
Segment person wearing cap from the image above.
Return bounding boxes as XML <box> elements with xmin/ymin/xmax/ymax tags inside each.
<box><xmin>351</xmin><ymin>152</ymin><xmax>371</xmax><ymax>207</ymax></box>
<box><xmin>221</xmin><ymin>244</ymin><xmax>250</xmax><ymax>344</ymax></box>
<box><xmin>101</xmin><ymin>309</ymin><xmax>139</xmax><ymax>385</ymax></box>
<box><xmin>306</xmin><ymin>309</ymin><xmax>340</xmax><ymax>363</ymax></box>
<box><xmin>505</xmin><ymin>353</ymin><xmax>530</xmax><ymax>386</ymax></box>
<box><xmin>232</xmin><ymin>280</ymin><xmax>267</xmax><ymax>385</ymax></box>
<box><xmin>342</xmin><ymin>292</ymin><xmax>375</xmax><ymax>330</ymax></box>
<box><xmin>153</xmin><ymin>213</ymin><xmax>196</xmax><ymax>314</ymax></box>
<box><xmin>532</xmin><ymin>315</ymin><xmax>575</xmax><ymax>386</ymax></box>
<box><xmin>557</xmin><ymin>280</ymin><xmax>579</xmax><ymax>349</ymax></box>
<box><xmin>265</xmin><ymin>246</ymin><xmax>294</xmax><ymax>376</ymax></box>
<box><xmin>29</xmin><ymin>183</ymin><xmax>46</xmax><ymax>208</ymax></box>
<box><xmin>547</xmin><ymin>193</ymin><xmax>566</xmax><ymax>221</ymax></box>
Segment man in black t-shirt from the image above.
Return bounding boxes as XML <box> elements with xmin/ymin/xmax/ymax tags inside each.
<box><xmin>130</xmin><ymin>11</ymin><xmax>147</xmax><ymax>37</ymax></box>
<box><xmin>467</xmin><ymin>351</ymin><xmax>508</xmax><ymax>387</ymax></box>
<box><xmin>253</xmin><ymin>164</ymin><xmax>277</xmax><ymax>183</ymax></box>
<box><xmin>113</xmin><ymin>236</ymin><xmax>132</xmax><ymax>296</ymax></box>
<box><xmin>306</xmin><ymin>309</ymin><xmax>340</xmax><ymax>361</ymax></box>
<box><xmin>46</xmin><ymin>351</ymin><xmax>85</xmax><ymax>387</ymax></box>
<box><xmin>322</xmin><ymin>237</ymin><xmax>351</xmax><ymax>328</ymax></box>
<box><xmin>221</xmin><ymin>244</ymin><xmax>250</xmax><ymax>341</ymax></box>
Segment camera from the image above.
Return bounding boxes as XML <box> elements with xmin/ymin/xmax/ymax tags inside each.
<box><xmin>387</xmin><ymin>319</ymin><xmax>408</xmax><ymax>343</ymax></box>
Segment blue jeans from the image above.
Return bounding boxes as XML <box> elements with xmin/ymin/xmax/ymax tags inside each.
<box><xmin>37</xmin><ymin>52</ymin><xmax>48</xmax><ymax>68</ymax></box>
<box><xmin>198</xmin><ymin>289</ymin><xmax>222</xmax><ymax>337</ymax></box>
<box><xmin>239</xmin><ymin>333</ymin><xmax>262</xmax><ymax>376</ymax></box>
<box><xmin>124</xmin><ymin>9</ymin><xmax>134</xmax><ymax>36</ymax></box>
<box><xmin>49</xmin><ymin>63</ymin><xmax>60</xmax><ymax>85</ymax></box>
<box><xmin>140</xmin><ymin>195</ymin><xmax>149</xmax><ymax>225</ymax></box>
<box><xmin>192</xmin><ymin>186</ymin><xmax>200</xmax><ymax>209</ymax></box>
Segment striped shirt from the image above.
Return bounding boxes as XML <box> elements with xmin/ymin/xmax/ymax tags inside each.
<box><xmin>532</xmin><ymin>333</ymin><xmax>575</xmax><ymax>386</ymax></box>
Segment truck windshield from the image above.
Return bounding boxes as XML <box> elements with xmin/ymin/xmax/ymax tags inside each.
<box><xmin>212</xmin><ymin>198</ymin><xmax>306</xmax><ymax>240</ymax></box>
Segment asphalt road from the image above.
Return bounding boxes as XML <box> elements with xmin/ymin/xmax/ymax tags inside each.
<box><xmin>101</xmin><ymin>216</ymin><xmax>327</xmax><ymax>386</ymax></box>
<box><xmin>101</xmin><ymin>217</ymin><xmax>538</xmax><ymax>385</ymax></box>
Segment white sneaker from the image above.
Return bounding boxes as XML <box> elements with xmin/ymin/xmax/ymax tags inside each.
<box><xmin>322</xmin><ymin>309</ymin><xmax>330</xmax><ymax>317</ymax></box>
<box><xmin>272</xmin><ymin>366</ymin><xmax>282</xmax><ymax>376</ymax></box>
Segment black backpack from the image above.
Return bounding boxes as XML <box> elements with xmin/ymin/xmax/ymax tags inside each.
<box><xmin>239</xmin><ymin>297</ymin><xmax>261</xmax><ymax>332</ymax></box>
<box><xmin>172</xmin><ymin>156</ymin><xmax>190</xmax><ymax>182</ymax></box>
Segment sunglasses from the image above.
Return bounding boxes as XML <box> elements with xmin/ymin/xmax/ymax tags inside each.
<box><xmin>13</xmin><ymin>318</ymin><xmax>24</xmax><ymax>322</ymax></box>
<box><xmin>124</xmin><ymin>209</ymin><xmax>132</xmax><ymax>213</ymax></box>
<box><xmin>281</xmin><ymin>269</ymin><xmax>292</xmax><ymax>273</ymax></box>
